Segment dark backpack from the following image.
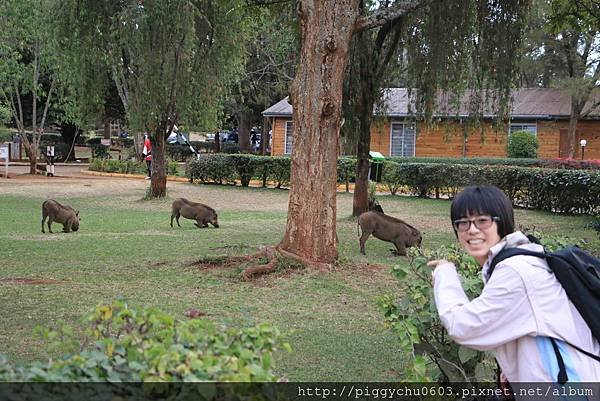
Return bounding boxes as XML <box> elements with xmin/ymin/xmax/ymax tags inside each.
<box><xmin>489</xmin><ymin>245</ymin><xmax>600</xmax><ymax>384</ymax></box>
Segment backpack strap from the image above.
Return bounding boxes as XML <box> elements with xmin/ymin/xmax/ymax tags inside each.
<box><xmin>488</xmin><ymin>248</ymin><xmax>547</xmax><ymax>278</ymax></box>
<box><xmin>550</xmin><ymin>338</ymin><xmax>569</xmax><ymax>385</ymax></box>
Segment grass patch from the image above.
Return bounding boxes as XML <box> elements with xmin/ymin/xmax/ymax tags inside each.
<box><xmin>0</xmin><ymin>183</ymin><xmax>598</xmax><ymax>381</ymax></box>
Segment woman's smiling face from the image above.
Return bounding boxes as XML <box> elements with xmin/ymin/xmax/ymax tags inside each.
<box><xmin>454</xmin><ymin>214</ymin><xmax>502</xmax><ymax>266</ymax></box>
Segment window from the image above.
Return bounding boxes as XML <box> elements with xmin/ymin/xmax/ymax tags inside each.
<box><xmin>285</xmin><ymin>121</ymin><xmax>294</xmax><ymax>154</ymax></box>
<box><xmin>509</xmin><ymin>123</ymin><xmax>537</xmax><ymax>136</ymax></box>
<box><xmin>390</xmin><ymin>122</ymin><xmax>416</xmax><ymax>157</ymax></box>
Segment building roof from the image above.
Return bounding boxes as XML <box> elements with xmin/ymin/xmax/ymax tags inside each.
<box><xmin>262</xmin><ymin>88</ymin><xmax>600</xmax><ymax>119</ymax></box>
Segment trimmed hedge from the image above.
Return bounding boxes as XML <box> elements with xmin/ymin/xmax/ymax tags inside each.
<box><xmin>186</xmin><ymin>154</ymin><xmax>291</xmax><ymax>188</ymax></box>
<box><xmin>89</xmin><ymin>158</ymin><xmax>180</xmax><ymax>176</ymax></box>
<box><xmin>387</xmin><ymin>156</ymin><xmax>600</xmax><ymax>170</ymax></box>
<box><xmin>384</xmin><ymin>162</ymin><xmax>600</xmax><ymax>214</ymax></box>
<box><xmin>186</xmin><ymin>155</ymin><xmax>600</xmax><ymax>214</ymax></box>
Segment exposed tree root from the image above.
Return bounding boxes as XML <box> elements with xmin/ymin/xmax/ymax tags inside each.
<box><xmin>275</xmin><ymin>245</ymin><xmax>330</xmax><ymax>271</ymax></box>
<box><xmin>193</xmin><ymin>245</ymin><xmax>330</xmax><ymax>281</ymax></box>
<box><xmin>241</xmin><ymin>246</ymin><xmax>279</xmax><ymax>281</ymax></box>
<box><xmin>242</xmin><ymin>245</ymin><xmax>332</xmax><ymax>280</ymax></box>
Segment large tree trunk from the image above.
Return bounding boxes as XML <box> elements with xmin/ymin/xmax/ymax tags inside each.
<box><xmin>352</xmin><ymin>31</ymin><xmax>376</xmax><ymax>217</ymax></box>
<box><xmin>237</xmin><ymin>111</ymin><xmax>252</xmax><ymax>153</ymax></box>
<box><xmin>19</xmin><ymin>133</ymin><xmax>39</xmax><ymax>174</ymax></box>
<box><xmin>279</xmin><ymin>0</ymin><xmax>359</xmax><ymax>266</ymax></box>
<box><xmin>567</xmin><ymin>96</ymin><xmax>585</xmax><ymax>159</ymax></box>
<box><xmin>24</xmin><ymin>142</ymin><xmax>38</xmax><ymax>174</ymax></box>
<box><xmin>151</xmin><ymin>131</ymin><xmax>167</xmax><ymax>197</ymax></box>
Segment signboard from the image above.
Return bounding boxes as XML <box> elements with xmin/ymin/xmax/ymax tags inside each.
<box><xmin>46</xmin><ymin>146</ymin><xmax>55</xmax><ymax>157</ymax></box>
<box><xmin>0</xmin><ymin>144</ymin><xmax>8</xmax><ymax>179</ymax></box>
<box><xmin>101</xmin><ymin>139</ymin><xmax>111</xmax><ymax>146</ymax></box>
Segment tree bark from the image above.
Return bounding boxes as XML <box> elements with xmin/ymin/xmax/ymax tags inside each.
<box><xmin>567</xmin><ymin>96</ymin><xmax>584</xmax><ymax>159</ymax></box>
<box><xmin>237</xmin><ymin>111</ymin><xmax>252</xmax><ymax>152</ymax></box>
<box><xmin>22</xmin><ymin>140</ymin><xmax>38</xmax><ymax>175</ymax></box>
<box><xmin>151</xmin><ymin>130</ymin><xmax>167</xmax><ymax>197</ymax></box>
<box><xmin>351</xmin><ymin>31</ymin><xmax>376</xmax><ymax>217</ymax></box>
<box><xmin>279</xmin><ymin>0</ymin><xmax>359</xmax><ymax>266</ymax></box>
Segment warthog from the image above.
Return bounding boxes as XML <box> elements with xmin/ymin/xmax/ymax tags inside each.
<box><xmin>171</xmin><ymin>198</ymin><xmax>219</xmax><ymax>228</ymax></box>
<box><xmin>358</xmin><ymin>211</ymin><xmax>421</xmax><ymax>256</ymax></box>
<box><xmin>41</xmin><ymin>199</ymin><xmax>80</xmax><ymax>233</ymax></box>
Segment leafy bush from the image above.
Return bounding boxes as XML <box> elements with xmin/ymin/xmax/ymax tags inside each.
<box><xmin>264</xmin><ymin>156</ymin><xmax>291</xmax><ymax>188</ymax></box>
<box><xmin>0</xmin><ymin>301</ymin><xmax>288</xmax><ymax>382</ymax></box>
<box><xmin>507</xmin><ymin>130</ymin><xmax>539</xmax><ymax>158</ymax></box>
<box><xmin>221</xmin><ymin>142</ymin><xmax>240</xmax><ymax>154</ymax></box>
<box><xmin>90</xmin><ymin>144</ymin><xmax>110</xmax><ymax>159</ymax></box>
<box><xmin>229</xmin><ymin>154</ymin><xmax>260</xmax><ymax>186</ymax></box>
<box><xmin>167</xmin><ymin>160</ymin><xmax>179</xmax><ymax>176</ymax></box>
<box><xmin>380</xmin><ymin>232</ymin><xmax>585</xmax><ymax>382</ymax></box>
<box><xmin>0</xmin><ymin>104</ymin><xmax>11</xmax><ymax>125</ymax></box>
<box><xmin>167</xmin><ymin>143</ymin><xmax>194</xmax><ymax>161</ymax></box>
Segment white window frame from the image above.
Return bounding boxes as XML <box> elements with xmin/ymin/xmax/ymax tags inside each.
<box><xmin>509</xmin><ymin>123</ymin><xmax>537</xmax><ymax>136</ymax></box>
<box><xmin>284</xmin><ymin>120</ymin><xmax>293</xmax><ymax>154</ymax></box>
<box><xmin>389</xmin><ymin>122</ymin><xmax>416</xmax><ymax>157</ymax></box>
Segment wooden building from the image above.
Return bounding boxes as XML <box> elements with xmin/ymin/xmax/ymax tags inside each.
<box><xmin>262</xmin><ymin>88</ymin><xmax>600</xmax><ymax>159</ymax></box>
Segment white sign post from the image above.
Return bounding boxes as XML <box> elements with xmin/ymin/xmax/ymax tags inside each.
<box><xmin>0</xmin><ymin>144</ymin><xmax>9</xmax><ymax>179</ymax></box>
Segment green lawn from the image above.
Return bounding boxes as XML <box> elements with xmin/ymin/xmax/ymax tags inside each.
<box><xmin>0</xmin><ymin>183</ymin><xmax>598</xmax><ymax>381</ymax></box>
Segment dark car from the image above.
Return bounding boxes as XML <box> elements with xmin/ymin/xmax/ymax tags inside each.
<box><xmin>223</xmin><ymin>132</ymin><xmax>238</xmax><ymax>143</ymax></box>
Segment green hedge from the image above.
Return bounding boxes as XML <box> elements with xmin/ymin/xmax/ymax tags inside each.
<box><xmin>89</xmin><ymin>159</ymin><xmax>180</xmax><ymax>176</ymax></box>
<box><xmin>187</xmin><ymin>155</ymin><xmax>291</xmax><ymax>188</ymax></box>
<box><xmin>384</xmin><ymin>162</ymin><xmax>600</xmax><ymax>214</ymax></box>
<box><xmin>387</xmin><ymin>156</ymin><xmax>600</xmax><ymax>170</ymax></box>
<box><xmin>186</xmin><ymin>155</ymin><xmax>600</xmax><ymax>214</ymax></box>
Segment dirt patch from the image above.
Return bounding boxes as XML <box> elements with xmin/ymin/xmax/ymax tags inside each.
<box><xmin>1</xmin><ymin>277</ymin><xmax>63</xmax><ymax>285</ymax></box>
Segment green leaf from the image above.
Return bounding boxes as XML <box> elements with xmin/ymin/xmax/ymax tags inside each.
<box><xmin>458</xmin><ymin>346</ymin><xmax>478</xmax><ymax>364</ymax></box>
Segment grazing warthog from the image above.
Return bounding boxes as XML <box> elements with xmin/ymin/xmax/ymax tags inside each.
<box><xmin>171</xmin><ymin>198</ymin><xmax>219</xmax><ymax>228</ymax></box>
<box><xmin>358</xmin><ymin>211</ymin><xmax>421</xmax><ymax>256</ymax></box>
<box><xmin>41</xmin><ymin>199</ymin><xmax>80</xmax><ymax>233</ymax></box>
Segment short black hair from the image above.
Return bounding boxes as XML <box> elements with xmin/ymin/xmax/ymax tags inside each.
<box><xmin>450</xmin><ymin>185</ymin><xmax>515</xmax><ymax>238</ymax></box>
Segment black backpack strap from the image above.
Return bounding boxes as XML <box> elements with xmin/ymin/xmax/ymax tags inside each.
<box><xmin>550</xmin><ymin>338</ymin><xmax>569</xmax><ymax>385</ymax></box>
<box><xmin>488</xmin><ymin>248</ymin><xmax>547</xmax><ymax>277</ymax></box>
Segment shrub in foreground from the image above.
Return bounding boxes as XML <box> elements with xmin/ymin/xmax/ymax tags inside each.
<box><xmin>0</xmin><ymin>301</ymin><xmax>288</xmax><ymax>382</ymax></box>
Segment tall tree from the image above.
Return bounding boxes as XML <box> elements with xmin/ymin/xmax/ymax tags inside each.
<box><xmin>277</xmin><ymin>0</ymin><xmax>530</xmax><ymax>266</ymax></box>
<box><xmin>345</xmin><ymin>0</ymin><xmax>530</xmax><ymax>217</ymax></box>
<box><xmin>59</xmin><ymin>0</ymin><xmax>249</xmax><ymax>196</ymax></box>
<box><xmin>517</xmin><ymin>0</ymin><xmax>600</xmax><ymax>158</ymax></box>
<box><xmin>549</xmin><ymin>0</ymin><xmax>600</xmax><ymax>158</ymax></box>
<box><xmin>0</xmin><ymin>0</ymin><xmax>59</xmax><ymax>174</ymax></box>
<box><xmin>226</xmin><ymin>3</ymin><xmax>297</xmax><ymax>153</ymax></box>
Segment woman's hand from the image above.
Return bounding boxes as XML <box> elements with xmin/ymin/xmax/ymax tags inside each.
<box><xmin>427</xmin><ymin>259</ymin><xmax>450</xmax><ymax>269</ymax></box>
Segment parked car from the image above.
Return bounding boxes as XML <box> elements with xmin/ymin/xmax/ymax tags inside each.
<box><xmin>224</xmin><ymin>132</ymin><xmax>238</xmax><ymax>143</ymax></box>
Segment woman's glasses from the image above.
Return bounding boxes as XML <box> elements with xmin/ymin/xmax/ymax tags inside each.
<box><xmin>453</xmin><ymin>216</ymin><xmax>500</xmax><ymax>232</ymax></box>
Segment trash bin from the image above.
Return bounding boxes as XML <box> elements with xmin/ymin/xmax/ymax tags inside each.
<box><xmin>369</xmin><ymin>151</ymin><xmax>385</xmax><ymax>182</ymax></box>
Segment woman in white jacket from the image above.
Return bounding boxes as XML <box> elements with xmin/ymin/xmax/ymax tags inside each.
<box><xmin>429</xmin><ymin>185</ymin><xmax>600</xmax><ymax>383</ymax></box>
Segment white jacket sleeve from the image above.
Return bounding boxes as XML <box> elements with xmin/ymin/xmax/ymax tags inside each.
<box><xmin>433</xmin><ymin>262</ymin><xmax>538</xmax><ymax>351</ymax></box>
